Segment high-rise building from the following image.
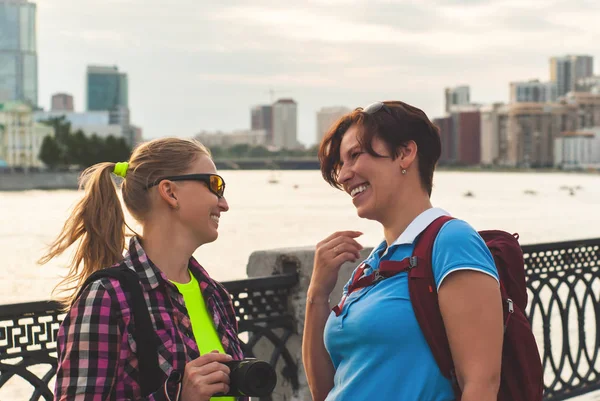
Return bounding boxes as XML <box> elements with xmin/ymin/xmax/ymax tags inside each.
<box><xmin>550</xmin><ymin>55</ymin><xmax>594</xmax><ymax>97</ymax></box>
<box><xmin>272</xmin><ymin>98</ymin><xmax>298</xmax><ymax>149</ymax></box>
<box><xmin>444</xmin><ymin>85</ymin><xmax>470</xmax><ymax>113</ymax></box>
<box><xmin>564</xmin><ymin>92</ymin><xmax>600</xmax><ymax>128</ymax></box>
<box><xmin>86</xmin><ymin>65</ymin><xmax>133</xmax><ymax>144</ymax></box>
<box><xmin>509</xmin><ymin>80</ymin><xmax>558</xmax><ymax>103</ymax></box>
<box><xmin>496</xmin><ymin>102</ymin><xmax>578</xmax><ymax>167</ymax></box>
<box><xmin>86</xmin><ymin>65</ymin><xmax>128</xmax><ymax>118</ymax></box>
<box><xmin>433</xmin><ymin>116</ymin><xmax>453</xmax><ymax>164</ymax></box>
<box><xmin>452</xmin><ymin>105</ymin><xmax>481</xmax><ymax>165</ymax></box>
<box><xmin>554</xmin><ymin>127</ymin><xmax>600</xmax><ymax>169</ymax></box>
<box><xmin>479</xmin><ymin>103</ymin><xmax>507</xmax><ymax>166</ymax></box>
<box><xmin>0</xmin><ymin>0</ymin><xmax>38</xmax><ymax>107</ymax></box>
<box><xmin>316</xmin><ymin>106</ymin><xmax>350</xmax><ymax>144</ymax></box>
<box><xmin>576</xmin><ymin>76</ymin><xmax>600</xmax><ymax>94</ymax></box>
<box><xmin>251</xmin><ymin>105</ymin><xmax>273</xmax><ymax>145</ymax></box>
<box><xmin>51</xmin><ymin>93</ymin><xmax>74</xmax><ymax>111</ymax></box>
<box><xmin>433</xmin><ymin>104</ymin><xmax>482</xmax><ymax>166</ymax></box>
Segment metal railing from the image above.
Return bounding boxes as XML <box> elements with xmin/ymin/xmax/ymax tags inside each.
<box><xmin>0</xmin><ymin>272</ymin><xmax>300</xmax><ymax>401</ymax></box>
<box><xmin>524</xmin><ymin>238</ymin><xmax>600</xmax><ymax>400</ymax></box>
<box><xmin>1</xmin><ymin>238</ymin><xmax>599</xmax><ymax>400</ymax></box>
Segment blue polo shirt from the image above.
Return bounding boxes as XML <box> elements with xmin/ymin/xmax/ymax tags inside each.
<box><xmin>323</xmin><ymin>208</ymin><xmax>498</xmax><ymax>401</ymax></box>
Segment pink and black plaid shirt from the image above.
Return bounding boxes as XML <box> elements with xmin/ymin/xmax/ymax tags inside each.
<box><xmin>54</xmin><ymin>236</ymin><xmax>245</xmax><ymax>401</ymax></box>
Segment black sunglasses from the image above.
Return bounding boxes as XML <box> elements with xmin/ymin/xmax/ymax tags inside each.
<box><xmin>146</xmin><ymin>174</ymin><xmax>226</xmax><ymax>198</ymax></box>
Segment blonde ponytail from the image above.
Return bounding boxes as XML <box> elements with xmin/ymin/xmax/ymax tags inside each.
<box><xmin>39</xmin><ymin>162</ymin><xmax>126</xmax><ymax>306</ymax></box>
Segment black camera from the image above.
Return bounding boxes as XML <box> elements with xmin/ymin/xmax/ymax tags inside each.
<box><xmin>215</xmin><ymin>358</ymin><xmax>277</xmax><ymax>398</ymax></box>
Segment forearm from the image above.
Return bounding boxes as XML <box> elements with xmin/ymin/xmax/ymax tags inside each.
<box><xmin>302</xmin><ymin>293</ymin><xmax>335</xmax><ymax>401</ymax></box>
<box><xmin>459</xmin><ymin>374</ymin><xmax>500</xmax><ymax>401</ymax></box>
<box><xmin>460</xmin><ymin>378</ymin><xmax>500</xmax><ymax>401</ymax></box>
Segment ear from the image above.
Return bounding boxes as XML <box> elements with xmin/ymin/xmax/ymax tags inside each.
<box><xmin>157</xmin><ymin>180</ymin><xmax>179</xmax><ymax>209</ymax></box>
<box><xmin>398</xmin><ymin>140</ymin><xmax>418</xmax><ymax>170</ymax></box>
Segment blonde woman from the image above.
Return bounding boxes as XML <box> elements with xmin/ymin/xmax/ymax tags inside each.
<box><xmin>41</xmin><ymin>138</ymin><xmax>243</xmax><ymax>401</ymax></box>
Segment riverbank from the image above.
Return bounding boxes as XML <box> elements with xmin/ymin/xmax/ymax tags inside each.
<box><xmin>1</xmin><ymin>164</ymin><xmax>597</xmax><ymax>191</ymax></box>
<box><xmin>0</xmin><ymin>171</ymin><xmax>80</xmax><ymax>191</ymax></box>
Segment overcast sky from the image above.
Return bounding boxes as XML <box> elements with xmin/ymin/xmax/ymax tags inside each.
<box><xmin>37</xmin><ymin>0</ymin><xmax>599</xmax><ymax>146</ymax></box>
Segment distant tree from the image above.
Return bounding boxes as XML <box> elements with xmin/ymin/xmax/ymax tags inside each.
<box><xmin>88</xmin><ymin>134</ymin><xmax>104</xmax><ymax>165</ymax></box>
<box><xmin>40</xmin><ymin>116</ymin><xmax>71</xmax><ymax>144</ymax></box>
<box><xmin>278</xmin><ymin>147</ymin><xmax>306</xmax><ymax>157</ymax></box>
<box><xmin>228</xmin><ymin>144</ymin><xmax>251</xmax><ymax>158</ymax></box>
<box><xmin>65</xmin><ymin>130</ymin><xmax>90</xmax><ymax>167</ymax></box>
<box><xmin>208</xmin><ymin>145</ymin><xmax>225</xmax><ymax>158</ymax></box>
<box><xmin>104</xmin><ymin>135</ymin><xmax>131</xmax><ymax>163</ymax></box>
<box><xmin>36</xmin><ymin>118</ymin><xmax>132</xmax><ymax>168</ymax></box>
<box><xmin>247</xmin><ymin>145</ymin><xmax>271</xmax><ymax>158</ymax></box>
<box><xmin>307</xmin><ymin>144</ymin><xmax>319</xmax><ymax>156</ymax></box>
<box><xmin>39</xmin><ymin>136</ymin><xmax>62</xmax><ymax>168</ymax></box>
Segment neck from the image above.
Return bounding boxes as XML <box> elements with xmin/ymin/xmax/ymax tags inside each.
<box><xmin>382</xmin><ymin>192</ymin><xmax>433</xmax><ymax>246</ymax></box>
<box><xmin>140</xmin><ymin>221</ymin><xmax>197</xmax><ymax>283</ymax></box>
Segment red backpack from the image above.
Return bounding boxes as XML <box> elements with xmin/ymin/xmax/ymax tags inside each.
<box><xmin>405</xmin><ymin>215</ymin><xmax>544</xmax><ymax>400</ymax></box>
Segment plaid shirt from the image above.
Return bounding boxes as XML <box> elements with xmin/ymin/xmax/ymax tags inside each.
<box><xmin>54</xmin><ymin>236</ymin><xmax>245</xmax><ymax>401</ymax></box>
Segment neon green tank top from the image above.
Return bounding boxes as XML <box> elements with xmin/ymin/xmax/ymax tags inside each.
<box><xmin>171</xmin><ymin>271</ymin><xmax>235</xmax><ymax>401</ymax></box>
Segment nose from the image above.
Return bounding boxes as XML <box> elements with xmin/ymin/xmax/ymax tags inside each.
<box><xmin>337</xmin><ymin>162</ymin><xmax>354</xmax><ymax>187</ymax></box>
<box><xmin>218</xmin><ymin>196</ymin><xmax>229</xmax><ymax>212</ymax></box>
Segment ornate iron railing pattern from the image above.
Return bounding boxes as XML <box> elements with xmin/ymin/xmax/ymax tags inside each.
<box><xmin>523</xmin><ymin>238</ymin><xmax>600</xmax><ymax>400</ymax></box>
<box><xmin>225</xmin><ymin>273</ymin><xmax>300</xmax><ymax>401</ymax></box>
<box><xmin>0</xmin><ymin>273</ymin><xmax>299</xmax><ymax>401</ymax></box>
<box><xmin>2</xmin><ymin>239</ymin><xmax>600</xmax><ymax>400</ymax></box>
<box><xmin>0</xmin><ymin>301</ymin><xmax>63</xmax><ymax>401</ymax></box>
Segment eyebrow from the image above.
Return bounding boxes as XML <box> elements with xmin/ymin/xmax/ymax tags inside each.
<box><xmin>341</xmin><ymin>144</ymin><xmax>362</xmax><ymax>160</ymax></box>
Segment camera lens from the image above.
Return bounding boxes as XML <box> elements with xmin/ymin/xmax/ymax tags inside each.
<box><xmin>225</xmin><ymin>359</ymin><xmax>277</xmax><ymax>397</ymax></box>
<box><xmin>242</xmin><ymin>361</ymin><xmax>277</xmax><ymax>396</ymax></box>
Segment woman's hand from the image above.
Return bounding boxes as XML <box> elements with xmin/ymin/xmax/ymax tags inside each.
<box><xmin>180</xmin><ymin>351</ymin><xmax>233</xmax><ymax>401</ymax></box>
<box><xmin>309</xmin><ymin>231</ymin><xmax>363</xmax><ymax>299</ymax></box>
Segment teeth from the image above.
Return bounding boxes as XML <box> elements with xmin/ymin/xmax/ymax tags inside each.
<box><xmin>350</xmin><ymin>184</ymin><xmax>369</xmax><ymax>197</ymax></box>
<box><xmin>210</xmin><ymin>215</ymin><xmax>219</xmax><ymax>223</ymax></box>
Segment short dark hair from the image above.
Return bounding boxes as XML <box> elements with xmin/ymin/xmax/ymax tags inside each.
<box><xmin>318</xmin><ymin>100</ymin><xmax>441</xmax><ymax>197</ymax></box>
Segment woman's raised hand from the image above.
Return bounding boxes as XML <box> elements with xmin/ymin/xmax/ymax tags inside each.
<box><xmin>309</xmin><ymin>231</ymin><xmax>363</xmax><ymax>300</ymax></box>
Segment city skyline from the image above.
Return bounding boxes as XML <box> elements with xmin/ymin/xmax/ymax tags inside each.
<box><xmin>36</xmin><ymin>0</ymin><xmax>600</xmax><ymax>146</ymax></box>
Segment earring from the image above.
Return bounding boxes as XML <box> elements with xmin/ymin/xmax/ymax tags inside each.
<box><xmin>172</xmin><ymin>203</ymin><xmax>180</xmax><ymax>211</ymax></box>
<box><xmin>401</xmin><ymin>169</ymin><xmax>407</xmax><ymax>175</ymax></box>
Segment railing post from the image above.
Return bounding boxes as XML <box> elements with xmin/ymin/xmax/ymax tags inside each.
<box><xmin>246</xmin><ymin>246</ymin><xmax>373</xmax><ymax>401</ymax></box>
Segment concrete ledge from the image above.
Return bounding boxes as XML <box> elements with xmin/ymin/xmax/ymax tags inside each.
<box><xmin>0</xmin><ymin>172</ymin><xmax>80</xmax><ymax>191</ymax></box>
<box><xmin>246</xmin><ymin>246</ymin><xmax>374</xmax><ymax>401</ymax></box>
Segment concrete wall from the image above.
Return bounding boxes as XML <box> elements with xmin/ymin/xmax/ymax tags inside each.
<box><xmin>0</xmin><ymin>171</ymin><xmax>79</xmax><ymax>191</ymax></box>
<box><xmin>246</xmin><ymin>246</ymin><xmax>373</xmax><ymax>401</ymax></box>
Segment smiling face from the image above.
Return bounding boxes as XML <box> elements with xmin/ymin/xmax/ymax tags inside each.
<box><xmin>173</xmin><ymin>154</ymin><xmax>229</xmax><ymax>245</ymax></box>
<box><xmin>337</xmin><ymin>124</ymin><xmax>406</xmax><ymax>222</ymax></box>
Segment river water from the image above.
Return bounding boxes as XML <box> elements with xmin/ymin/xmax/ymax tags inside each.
<box><xmin>1</xmin><ymin>170</ymin><xmax>599</xmax><ymax>400</ymax></box>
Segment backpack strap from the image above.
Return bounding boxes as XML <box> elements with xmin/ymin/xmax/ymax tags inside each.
<box><xmin>408</xmin><ymin>215</ymin><xmax>462</xmax><ymax>398</ymax></box>
<box><xmin>77</xmin><ymin>267</ymin><xmax>163</xmax><ymax>397</ymax></box>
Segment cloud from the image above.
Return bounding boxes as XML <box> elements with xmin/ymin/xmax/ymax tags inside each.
<box><xmin>36</xmin><ymin>0</ymin><xmax>599</xmax><ymax>145</ymax></box>
<box><xmin>196</xmin><ymin>72</ymin><xmax>337</xmax><ymax>87</ymax></box>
